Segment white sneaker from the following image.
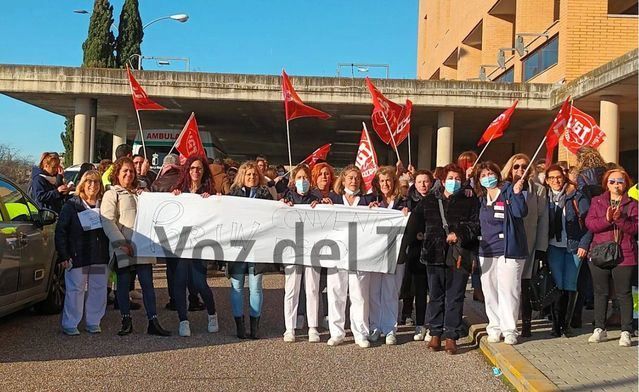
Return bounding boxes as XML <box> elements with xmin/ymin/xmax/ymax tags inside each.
<box><xmin>207</xmin><ymin>314</ymin><xmax>219</xmax><ymax>333</ymax></box>
<box><xmin>588</xmin><ymin>328</ymin><xmax>607</xmax><ymax>343</ymax></box>
<box><xmin>179</xmin><ymin>320</ymin><xmax>191</xmax><ymax>337</ymax></box>
<box><xmin>424</xmin><ymin>329</ymin><xmax>432</xmax><ymax>342</ymax></box>
<box><xmin>414</xmin><ymin>326</ymin><xmax>426</xmax><ymax>341</ymax></box>
<box><xmin>296</xmin><ymin>315</ymin><xmax>305</xmax><ymax>330</ymax></box>
<box><xmin>327</xmin><ymin>337</ymin><xmax>344</xmax><ymax>346</ymax></box>
<box><xmin>385</xmin><ymin>333</ymin><xmax>397</xmax><ymax>345</ymax></box>
<box><xmin>504</xmin><ymin>334</ymin><xmax>518</xmax><ymax>345</ymax></box>
<box><xmin>369</xmin><ymin>329</ymin><xmax>381</xmax><ymax>342</ymax></box>
<box><xmin>355</xmin><ymin>338</ymin><xmax>371</xmax><ymax>348</ymax></box>
<box><xmin>486</xmin><ymin>334</ymin><xmax>501</xmax><ymax>343</ymax></box>
<box><xmin>283</xmin><ymin>330</ymin><xmax>296</xmax><ymax>342</ymax></box>
<box><xmin>308</xmin><ymin>327</ymin><xmax>321</xmax><ymax>343</ymax></box>
<box><xmin>129</xmin><ymin>290</ymin><xmax>143</xmax><ymax>300</ymax></box>
<box><xmin>619</xmin><ymin>331</ymin><xmax>632</xmax><ymax>347</ymax></box>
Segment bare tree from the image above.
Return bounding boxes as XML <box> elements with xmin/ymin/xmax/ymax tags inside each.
<box><xmin>0</xmin><ymin>144</ymin><xmax>34</xmax><ymax>188</ymax></box>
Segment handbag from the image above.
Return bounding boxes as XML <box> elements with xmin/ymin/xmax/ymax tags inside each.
<box><xmin>590</xmin><ymin>226</ymin><xmax>622</xmax><ymax>270</ymax></box>
<box><xmin>438</xmin><ymin>199</ymin><xmax>472</xmax><ymax>274</ymax></box>
<box><xmin>529</xmin><ymin>260</ymin><xmax>561</xmax><ymax>311</ymax></box>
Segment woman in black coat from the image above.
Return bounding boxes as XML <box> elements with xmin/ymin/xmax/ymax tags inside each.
<box><xmin>399</xmin><ymin>163</ymin><xmax>480</xmax><ymax>354</ymax></box>
<box><xmin>227</xmin><ymin>161</ymin><xmax>275</xmax><ymax>339</ymax></box>
<box><xmin>55</xmin><ymin>170</ymin><xmax>109</xmax><ymax>335</ymax></box>
<box><xmin>30</xmin><ymin>152</ymin><xmax>70</xmax><ymax>213</ymax></box>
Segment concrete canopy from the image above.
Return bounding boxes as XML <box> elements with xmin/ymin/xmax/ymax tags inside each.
<box><xmin>0</xmin><ymin>49</ymin><xmax>636</xmax><ymax>168</ymax></box>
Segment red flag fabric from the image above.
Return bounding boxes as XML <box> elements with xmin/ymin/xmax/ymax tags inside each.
<box><xmin>544</xmin><ymin>97</ymin><xmax>572</xmax><ymax>164</ymax></box>
<box><xmin>562</xmin><ymin>106</ymin><xmax>606</xmax><ymax>154</ymax></box>
<box><xmin>281</xmin><ymin>70</ymin><xmax>331</xmax><ymax>121</ymax></box>
<box><xmin>394</xmin><ymin>100</ymin><xmax>412</xmax><ymax>145</ymax></box>
<box><xmin>175</xmin><ymin>113</ymin><xmax>207</xmax><ymax>159</ymax></box>
<box><xmin>365</xmin><ymin>77</ymin><xmax>409</xmax><ymax>146</ymax></box>
<box><xmin>477</xmin><ymin>100</ymin><xmax>518</xmax><ymax>146</ymax></box>
<box><xmin>301</xmin><ymin>143</ymin><xmax>331</xmax><ymax>168</ymax></box>
<box><xmin>126</xmin><ymin>66</ymin><xmax>167</xmax><ymax>111</ymax></box>
<box><xmin>355</xmin><ymin>125</ymin><xmax>378</xmax><ymax>194</ymax></box>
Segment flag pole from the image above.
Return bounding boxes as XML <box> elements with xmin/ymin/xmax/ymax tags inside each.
<box><xmin>285</xmin><ymin>119</ymin><xmax>293</xmax><ymax>169</ymax></box>
<box><xmin>380</xmin><ymin>111</ymin><xmax>402</xmax><ymax>162</ymax></box>
<box><xmin>522</xmin><ymin>135</ymin><xmax>547</xmax><ymax>179</ymax></box>
<box><xmin>134</xmin><ymin>109</ymin><xmax>147</xmax><ymax>159</ymax></box>
<box><xmin>407</xmin><ymin>130</ymin><xmax>412</xmax><ymax>166</ymax></box>
<box><xmin>471</xmin><ymin>132</ymin><xmax>496</xmax><ymax>170</ymax></box>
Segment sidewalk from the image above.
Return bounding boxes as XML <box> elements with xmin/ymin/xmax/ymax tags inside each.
<box><xmin>463</xmin><ymin>295</ymin><xmax>639</xmax><ymax>392</ymax></box>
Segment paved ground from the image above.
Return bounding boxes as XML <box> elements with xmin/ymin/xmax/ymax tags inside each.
<box><xmin>0</xmin><ymin>271</ymin><xmax>507</xmax><ymax>392</ymax></box>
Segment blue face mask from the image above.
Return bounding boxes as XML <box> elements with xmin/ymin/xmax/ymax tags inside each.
<box><xmin>444</xmin><ymin>179</ymin><xmax>462</xmax><ymax>194</ymax></box>
<box><xmin>480</xmin><ymin>175</ymin><xmax>498</xmax><ymax>189</ymax></box>
<box><xmin>295</xmin><ymin>179</ymin><xmax>310</xmax><ymax>194</ymax></box>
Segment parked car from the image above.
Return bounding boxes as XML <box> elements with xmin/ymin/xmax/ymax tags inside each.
<box><xmin>0</xmin><ymin>173</ymin><xmax>63</xmax><ymax>317</ymax></box>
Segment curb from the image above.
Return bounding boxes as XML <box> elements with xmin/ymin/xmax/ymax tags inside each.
<box><xmin>463</xmin><ymin>299</ymin><xmax>559</xmax><ymax>392</ymax></box>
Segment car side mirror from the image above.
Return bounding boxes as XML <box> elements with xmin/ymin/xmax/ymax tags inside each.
<box><xmin>38</xmin><ymin>209</ymin><xmax>58</xmax><ymax>226</ymax></box>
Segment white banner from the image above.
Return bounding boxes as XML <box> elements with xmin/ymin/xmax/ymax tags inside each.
<box><xmin>132</xmin><ymin>193</ymin><xmax>408</xmax><ymax>273</ymax></box>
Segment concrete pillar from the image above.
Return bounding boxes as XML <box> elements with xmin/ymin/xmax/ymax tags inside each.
<box><xmin>417</xmin><ymin>125</ymin><xmax>433</xmax><ymax>170</ymax></box>
<box><xmin>436</xmin><ymin>111</ymin><xmax>454</xmax><ymax>167</ymax></box>
<box><xmin>73</xmin><ymin>98</ymin><xmax>95</xmax><ymax>165</ymax></box>
<box><xmin>599</xmin><ymin>99</ymin><xmax>620</xmax><ymax>163</ymax></box>
<box><xmin>112</xmin><ymin>116</ymin><xmax>128</xmax><ymax>161</ymax></box>
<box><xmin>88</xmin><ymin>103</ymin><xmax>97</xmax><ymax>163</ymax></box>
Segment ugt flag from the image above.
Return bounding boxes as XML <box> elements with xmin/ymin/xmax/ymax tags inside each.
<box><xmin>301</xmin><ymin>143</ymin><xmax>331</xmax><ymax>168</ymax></box>
<box><xmin>281</xmin><ymin>70</ymin><xmax>331</xmax><ymax>121</ymax></box>
<box><xmin>355</xmin><ymin>124</ymin><xmax>378</xmax><ymax>194</ymax></box>
<box><xmin>544</xmin><ymin>97</ymin><xmax>571</xmax><ymax>164</ymax></box>
<box><xmin>562</xmin><ymin>107</ymin><xmax>606</xmax><ymax>154</ymax></box>
<box><xmin>365</xmin><ymin>77</ymin><xmax>411</xmax><ymax>146</ymax></box>
<box><xmin>477</xmin><ymin>100</ymin><xmax>518</xmax><ymax>146</ymax></box>
<box><xmin>175</xmin><ymin>113</ymin><xmax>207</xmax><ymax>159</ymax></box>
<box><xmin>126</xmin><ymin>65</ymin><xmax>167</xmax><ymax>111</ymax></box>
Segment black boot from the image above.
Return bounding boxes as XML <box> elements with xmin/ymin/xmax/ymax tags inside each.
<box><xmin>563</xmin><ymin>291</ymin><xmax>579</xmax><ymax>337</ymax></box>
<box><xmin>550</xmin><ymin>291</ymin><xmax>564</xmax><ymax>337</ymax></box>
<box><xmin>249</xmin><ymin>316</ymin><xmax>260</xmax><ymax>339</ymax></box>
<box><xmin>234</xmin><ymin>317</ymin><xmax>246</xmax><ymax>339</ymax></box>
<box><xmin>520</xmin><ymin>279</ymin><xmax>532</xmax><ymax>337</ymax></box>
<box><xmin>117</xmin><ymin>315</ymin><xmax>132</xmax><ymax>336</ymax></box>
<box><xmin>147</xmin><ymin>317</ymin><xmax>171</xmax><ymax>336</ymax></box>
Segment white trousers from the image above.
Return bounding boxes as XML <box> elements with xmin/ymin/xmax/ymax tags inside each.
<box><xmin>326</xmin><ymin>268</ymin><xmax>370</xmax><ymax>341</ymax></box>
<box><xmin>61</xmin><ymin>265</ymin><xmax>108</xmax><ymax>329</ymax></box>
<box><xmin>479</xmin><ymin>256</ymin><xmax>524</xmax><ymax>338</ymax></box>
<box><xmin>369</xmin><ymin>264</ymin><xmax>405</xmax><ymax>335</ymax></box>
<box><xmin>283</xmin><ymin>265</ymin><xmax>321</xmax><ymax>331</ymax></box>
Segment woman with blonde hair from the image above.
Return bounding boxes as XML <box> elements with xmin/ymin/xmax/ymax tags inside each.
<box><xmin>55</xmin><ymin>170</ymin><xmax>110</xmax><ymax>335</ymax></box>
<box><xmin>228</xmin><ymin>161</ymin><xmax>276</xmax><ymax>339</ymax></box>
<box><xmin>368</xmin><ymin>166</ymin><xmax>408</xmax><ymax>345</ymax></box>
<box><xmin>323</xmin><ymin>165</ymin><xmax>376</xmax><ymax>347</ymax></box>
<box><xmin>501</xmin><ymin>153</ymin><xmax>549</xmax><ymax>337</ymax></box>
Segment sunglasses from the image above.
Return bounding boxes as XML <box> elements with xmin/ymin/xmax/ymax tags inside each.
<box><xmin>608</xmin><ymin>178</ymin><xmax>625</xmax><ymax>185</ymax></box>
<box><xmin>512</xmin><ymin>164</ymin><xmax>528</xmax><ymax>170</ymax></box>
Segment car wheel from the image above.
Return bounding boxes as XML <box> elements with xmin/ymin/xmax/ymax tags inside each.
<box><xmin>35</xmin><ymin>262</ymin><xmax>65</xmax><ymax>314</ymax></box>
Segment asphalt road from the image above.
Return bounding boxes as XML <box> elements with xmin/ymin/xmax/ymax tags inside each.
<box><xmin>0</xmin><ymin>272</ymin><xmax>507</xmax><ymax>391</ymax></box>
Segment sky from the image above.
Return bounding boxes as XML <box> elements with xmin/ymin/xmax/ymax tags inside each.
<box><xmin>0</xmin><ymin>1</ymin><xmax>418</xmax><ymax>161</ymax></box>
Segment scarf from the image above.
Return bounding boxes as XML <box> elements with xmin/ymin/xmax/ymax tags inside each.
<box><xmin>549</xmin><ymin>186</ymin><xmax>567</xmax><ymax>242</ymax></box>
<box><xmin>39</xmin><ymin>173</ymin><xmax>57</xmax><ymax>186</ymax></box>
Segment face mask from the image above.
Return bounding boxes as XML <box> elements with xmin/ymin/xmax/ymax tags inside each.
<box><xmin>295</xmin><ymin>179</ymin><xmax>310</xmax><ymax>194</ymax></box>
<box><xmin>277</xmin><ymin>170</ymin><xmax>286</xmax><ymax>177</ymax></box>
<box><xmin>480</xmin><ymin>175</ymin><xmax>498</xmax><ymax>189</ymax></box>
<box><xmin>344</xmin><ymin>187</ymin><xmax>360</xmax><ymax>196</ymax></box>
<box><xmin>444</xmin><ymin>179</ymin><xmax>461</xmax><ymax>194</ymax></box>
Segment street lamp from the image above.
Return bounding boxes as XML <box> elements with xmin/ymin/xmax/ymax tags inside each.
<box><xmin>143</xmin><ymin>14</ymin><xmax>189</xmax><ymax>30</ymax></box>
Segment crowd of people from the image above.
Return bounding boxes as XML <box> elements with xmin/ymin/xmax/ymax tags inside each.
<box><xmin>29</xmin><ymin>144</ymin><xmax>638</xmax><ymax>354</ymax></box>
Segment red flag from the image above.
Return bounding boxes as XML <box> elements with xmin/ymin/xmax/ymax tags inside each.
<box><xmin>544</xmin><ymin>97</ymin><xmax>572</xmax><ymax>164</ymax></box>
<box><xmin>365</xmin><ymin>77</ymin><xmax>410</xmax><ymax>146</ymax></box>
<box><xmin>175</xmin><ymin>113</ymin><xmax>207</xmax><ymax>159</ymax></box>
<box><xmin>355</xmin><ymin>124</ymin><xmax>378</xmax><ymax>194</ymax></box>
<box><xmin>562</xmin><ymin>106</ymin><xmax>606</xmax><ymax>154</ymax></box>
<box><xmin>301</xmin><ymin>143</ymin><xmax>331</xmax><ymax>168</ymax></box>
<box><xmin>477</xmin><ymin>100</ymin><xmax>518</xmax><ymax>146</ymax></box>
<box><xmin>126</xmin><ymin>65</ymin><xmax>167</xmax><ymax>111</ymax></box>
<box><xmin>281</xmin><ymin>70</ymin><xmax>331</xmax><ymax>121</ymax></box>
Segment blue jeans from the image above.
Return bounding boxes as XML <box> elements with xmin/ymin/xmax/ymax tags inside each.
<box><xmin>174</xmin><ymin>259</ymin><xmax>217</xmax><ymax>321</ymax></box>
<box><xmin>116</xmin><ymin>264</ymin><xmax>157</xmax><ymax>320</ymax></box>
<box><xmin>548</xmin><ymin>245</ymin><xmax>582</xmax><ymax>291</ymax></box>
<box><xmin>229</xmin><ymin>263</ymin><xmax>263</xmax><ymax>318</ymax></box>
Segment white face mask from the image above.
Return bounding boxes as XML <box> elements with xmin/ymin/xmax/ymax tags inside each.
<box><xmin>344</xmin><ymin>187</ymin><xmax>360</xmax><ymax>196</ymax></box>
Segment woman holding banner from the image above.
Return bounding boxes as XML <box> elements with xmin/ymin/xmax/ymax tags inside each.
<box><xmin>368</xmin><ymin>166</ymin><xmax>408</xmax><ymax>345</ymax></box>
<box><xmin>311</xmin><ymin>162</ymin><xmax>335</xmax><ymax>199</ymax></box>
<box><xmin>101</xmin><ymin>157</ymin><xmax>171</xmax><ymax>337</ymax></box>
<box><xmin>501</xmin><ymin>154</ymin><xmax>549</xmax><ymax>338</ymax></box>
<box><xmin>171</xmin><ymin>156</ymin><xmax>219</xmax><ymax>337</ymax></box>
<box><xmin>227</xmin><ymin>161</ymin><xmax>276</xmax><ymax>339</ymax></box>
<box><xmin>280</xmin><ymin>164</ymin><xmax>322</xmax><ymax>343</ymax></box>
<box><xmin>323</xmin><ymin>165</ymin><xmax>375</xmax><ymax>348</ymax></box>
<box><xmin>474</xmin><ymin>162</ymin><xmax>527</xmax><ymax>346</ymax></box>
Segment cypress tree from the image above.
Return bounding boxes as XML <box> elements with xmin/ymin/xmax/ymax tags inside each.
<box><xmin>82</xmin><ymin>0</ymin><xmax>117</xmax><ymax>68</ymax></box>
<box><xmin>116</xmin><ymin>0</ymin><xmax>144</xmax><ymax>69</ymax></box>
<box><xmin>60</xmin><ymin>118</ymin><xmax>74</xmax><ymax>167</ymax></box>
